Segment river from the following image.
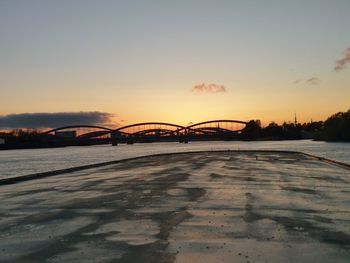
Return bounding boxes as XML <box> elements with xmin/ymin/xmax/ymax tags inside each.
<box><xmin>0</xmin><ymin>140</ymin><xmax>349</xmax><ymax>179</ymax></box>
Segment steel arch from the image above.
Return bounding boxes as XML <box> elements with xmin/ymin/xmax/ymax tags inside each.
<box><xmin>78</xmin><ymin>130</ymin><xmax>112</xmax><ymax>138</ymax></box>
<box><xmin>132</xmin><ymin>128</ymin><xmax>181</xmax><ymax>136</ymax></box>
<box><xmin>187</xmin><ymin>120</ymin><xmax>247</xmax><ymax>129</ymax></box>
<box><xmin>189</xmin><ymin>127</ymin><xmax>235</xmax><ymax>134</ymax></box>
<box><xmin>41</xmin><ymin>120</ymin><xmax>247</xmax><ymax>140</ymax></box>
<box><xmin>44</xmin><ymin>125</ymin><xmax>114</xmax><ymax>134</ymax></box>
<box><xmin>115</xmin><ymin>122</ymin><xmax>186</xmax><ymax>133</ymax></box>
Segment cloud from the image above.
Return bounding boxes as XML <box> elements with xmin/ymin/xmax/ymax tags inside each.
<box><xmin>306</xmin><ymin>77</ymin><xmax>320</xmax><ymax>85</ymax></box>
<box><xmin>192</xmin><ymin>83</ymin><xmax>226</xmax><ymax>93</ymax></box>
<box><xmin>334</xmin><ymin>47</ymin><xmax>350</xmax><ymax>72</ymax></box>
<box><xmin>293</xmin><ymin>77</ymin><xmax>320</xmax><ymax>86</ymax></box>
<box><xmin>0</xmin><ymin>112</ymin><xmax>114</xmax><ymax>129</ymax></box>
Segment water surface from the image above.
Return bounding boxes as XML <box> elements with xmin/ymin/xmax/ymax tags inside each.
<box><xmin>0</xmin><ymin>140</ymin><xmax>349</xmax><ymax>179</ymax></box>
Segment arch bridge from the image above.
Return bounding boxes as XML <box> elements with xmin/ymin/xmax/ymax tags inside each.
<box><xmin>43</xmin><ymin>120</ymin><xmax>248</xmax><ymax>145</ymax></box>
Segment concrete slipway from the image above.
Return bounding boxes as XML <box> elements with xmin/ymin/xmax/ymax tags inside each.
<box><xmin>0</xmin><ymin>151</ymin><xmax>350</xmax><ymax>263</ymax></box>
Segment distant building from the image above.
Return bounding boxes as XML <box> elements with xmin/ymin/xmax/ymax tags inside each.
<box><xmin>0</xmin><ymin>138</ymin><xmax>4</xmax><ymax>145</ymax></box>
<box><xmin>55</xmin><ymin>131</ymin><xmax>76</xmax><ymax>138</ymax></box>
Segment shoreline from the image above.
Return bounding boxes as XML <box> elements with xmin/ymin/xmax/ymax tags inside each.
<box><xmin>1</xmin><ymin>149</ymin><xmax>350</xmax><ymax>186</ymax></box>
<box><xmin>2</xmin><ymin>138</ymin><xmax>350</xmax><ymax>151</ymax></box>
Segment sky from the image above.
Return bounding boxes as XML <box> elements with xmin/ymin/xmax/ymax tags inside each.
<box><xmin>0</xmin><ymin>0</ymin><xmax>349</xmax><ymax>128</ymax></box>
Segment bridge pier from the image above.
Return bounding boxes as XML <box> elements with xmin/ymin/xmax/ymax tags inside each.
<box><xmin>111</xmin><ymin>131</ymin><xmax>120</xmax><ymax>146</ymax></box>
<box><xmin>179</xmin><ymin>137</ymin><xmax>188</xmax><ymax>143</ymax></box>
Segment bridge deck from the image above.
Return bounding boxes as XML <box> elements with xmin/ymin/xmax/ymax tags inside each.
<box><xmin>1</xmin><ymin>151</ymin><xmax>350</xmax><ymax>262</ymax></box>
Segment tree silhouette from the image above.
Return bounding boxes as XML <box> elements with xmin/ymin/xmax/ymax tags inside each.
<box><xmin>322</xmin><ymin>110</ymin><xmax>350</xmax><ymax>141</ymax></box>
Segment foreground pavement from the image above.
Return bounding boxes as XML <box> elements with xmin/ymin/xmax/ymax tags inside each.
<box><xmin>0</xmin><ymin>151</ymin><xmax>350</xmax><ymax>263</ymax></box>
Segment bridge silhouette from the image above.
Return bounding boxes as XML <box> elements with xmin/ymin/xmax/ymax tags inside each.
<box><xmin>43</xmin><ymin>120</ymin><xmax>248</xmax><ymax>145</ymax></box>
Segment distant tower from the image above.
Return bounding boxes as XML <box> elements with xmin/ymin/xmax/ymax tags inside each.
<box><xmin>255</xmin><ymin>120</ymin><xmax>262</xmax><ymax>128</ymax></box>
<box><xmin>294</xmin><ymin>112</ymin><xmax>297</xmax><ymax>125</ymax></box>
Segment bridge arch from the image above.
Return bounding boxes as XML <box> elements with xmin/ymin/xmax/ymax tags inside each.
<box><xmin>187</xmin><ymin>120</ymin><xmax>247</xmax><ymax>135</ymax></box>
<box><xmin>41</xmin><ymin>119</ymin><xmax>248</xmax><ymax>141</ymax></box>
<box><xmin>187</xmin><ymin>120</ymin><xmax>247</xmax><ymax>129</ymax></box>
<box><xmin>115</xmin><ymin>122</ymin><xmax>186</xmax><ymax>135</ymax></box>
<box><xmin>44</xmin><ymin>125</ymin><xmax>114</xmax><ymax>134</ymax></box>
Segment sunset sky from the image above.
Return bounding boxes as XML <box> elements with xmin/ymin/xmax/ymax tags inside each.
<box><xmin>0</xmin><ymin>0</ymin><xmax>349</xmax><ymax>128</ymax></box>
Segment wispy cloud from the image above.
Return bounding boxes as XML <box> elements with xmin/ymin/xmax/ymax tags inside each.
<box><xmin>192</xmin><ymin>83</ymin><xmax>226</xmax><ymax>93</ymax></box>
<box><xmin>335</xmin><ymin>47</ymin><xmax>350</xmax><ymax>72</ymax></box>
<box><xmin>306</xmin><ymin>77</ymin><xmax>320</xmax><ymax>85</ymax></box>
<box><xmin>0</xmin><ymin>112</ymin><xmax>114</xmax><ymax>129</ymax></box>
<box><xmin>293</xmin><ymin>77</ymin><xmax>320</xmax><ymax>86</ymax></box>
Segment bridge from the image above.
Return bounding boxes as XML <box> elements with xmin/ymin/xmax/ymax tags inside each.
<box><xmin>43</xmin><ymin>120</ymin><xmax>248</xmax><ymax>145</ymax></box>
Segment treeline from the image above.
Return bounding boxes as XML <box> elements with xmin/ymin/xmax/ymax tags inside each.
<box><xmin>0</xmin><ymin>129</ymin><xmax>41</xmax><ymax>139</ymax></box>
<box><xmin>0</xmin><ymin>129</ymin><xmax>107</xmax><ymax>149</ymax></box>
<box><xmin>322</xmin><ymin>109</ymin><xmax>350</xmax><ymax>141</ymax></box>
<box><xmin>242</xmin><ymin>120</ymin><xmax>323</xmax><ymax>140</ymax></box>
<box><xmin>0</xmin><ymin>129</ymin><xmax>61</xmax><ymax>149</ymax></box>
<box><xmin>242</xmin><ymin>109</ymin><xmax>350</xmax><ymax>141</ymax></box>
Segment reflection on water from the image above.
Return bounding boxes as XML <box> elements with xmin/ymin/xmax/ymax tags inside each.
<box><xmin>0</xmin><ymin>140</ymin><xmax>349</xmax><ymax>179</ymax></box>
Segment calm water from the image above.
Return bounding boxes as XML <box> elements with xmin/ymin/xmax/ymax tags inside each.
<box><xmin>0</xmin><ymin>140</ymin><xmax>349</xmax><ymax>179</ymax></box>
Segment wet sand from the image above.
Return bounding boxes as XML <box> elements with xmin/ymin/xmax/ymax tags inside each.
<box><xmin>0</xmin><ymin>151</ymin><xmax>350</xmax><ymax>262</ymax></box>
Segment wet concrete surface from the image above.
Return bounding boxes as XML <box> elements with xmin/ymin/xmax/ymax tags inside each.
<box><xmin>0</xmin><ymin>151</ymin><xmax>350</xmax><ymax>263</ymax></box>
